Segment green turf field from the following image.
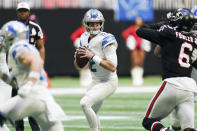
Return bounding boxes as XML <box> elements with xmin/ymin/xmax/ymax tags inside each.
<box><xmin>7</xmin><ymin>76</ymin><xmax>197</xmax><ymax>131</ymax></box>
<box><xmin>49</xmin><ymin>75</ymin><xmax>163</xmax><ymax>88</ymax></box>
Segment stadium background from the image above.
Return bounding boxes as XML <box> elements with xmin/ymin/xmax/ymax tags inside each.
<box><xmin>1</xmin><ymin>0</ymin><xmax>197</xmax><ymax>131</ymax></box>
<box><xmin>1</xmin><ymin>0</ymin><xmax>195</xmax><ymax>77</ymax></box>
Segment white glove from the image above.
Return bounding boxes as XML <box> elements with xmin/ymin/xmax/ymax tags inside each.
<box><xmin>18</xmin><ymin>81</ymin><xmax>33</xmax><ymax>98</ymax></box>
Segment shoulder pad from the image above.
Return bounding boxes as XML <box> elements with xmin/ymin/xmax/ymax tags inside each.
<box><xmin>102</xmin><ymin>33</ymin><xmax>117</xmax><ymax>48</ymax></box>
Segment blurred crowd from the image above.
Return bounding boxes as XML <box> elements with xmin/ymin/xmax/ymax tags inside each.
<box><xmin>1</xmin><ymin>0</ymin><xmax>197</xmax><ymax>10</ymax></box>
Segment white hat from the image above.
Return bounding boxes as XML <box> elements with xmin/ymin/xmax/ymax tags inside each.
<box><xmin>17</xmin><ymin>2</ymin><xmax>30</xmax><ymax>11</ymax></box>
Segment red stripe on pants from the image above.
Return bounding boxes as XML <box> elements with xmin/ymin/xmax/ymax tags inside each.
<box><xmin>145</xmin><ymin>81</ymin><xmax>166</xmax><ymax>118</ymax></box>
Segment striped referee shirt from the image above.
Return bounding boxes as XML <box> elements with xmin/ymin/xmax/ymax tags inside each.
<box><xmin>28</xmin><ymin>21</ymin><xmax>43</xmax><ymax>46</ymax></box>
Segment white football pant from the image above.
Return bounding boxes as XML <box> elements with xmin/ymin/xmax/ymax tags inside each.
<box><xmin>80</xmin><ymin>78</ymin><xmax>117</xmax><ymax>131</ymax></box>
<box><xmin>146</xmin><ymin>81</ymin><xmax>194</xmax><ymax>130</ymax></box>
<box><xmin>0</xmin><ymin>80</ymin><xmax>12</xmax><ymax>131</ymax></box>
<box><xmin>0</xmin><ymin>84</ymin><xmax>65</xmax><ymax>131</ymax></box>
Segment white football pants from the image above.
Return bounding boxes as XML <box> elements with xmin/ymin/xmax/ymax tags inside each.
<box><xmin>0</xmin><ymin>80</ymin><xmax>12</xmax><ymax>131</ymax></box>
<box><xmin>80</xmin><ymin>78</ymin><xmax>118</xmax><ymax>131</ymax></box>
<box><xmin>145</xmin><ymin>81</ymin><xmax>195</xmax><ymax>129</ymax></box>
<box><xmin>0</xmin><ymin>84</ymin><xmax>65</xmax><ymax>131</ymax></box>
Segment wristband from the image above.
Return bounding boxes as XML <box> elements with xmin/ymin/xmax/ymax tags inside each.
<box><xmin>28</xmin><ymin>71</ymin><xmax>40</xmax><ymax>80</ymax></box>
<box><xmin>92</xmin><ymin>55</ymin><xmax>102</xmax><ymax>64</ymax></box>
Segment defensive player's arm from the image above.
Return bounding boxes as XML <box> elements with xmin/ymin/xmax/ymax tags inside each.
<box><xmin>136</xmin><ymin>25</ymin><xmax>161</xmax><ymax>44</ymax></box>
<box><xmin>36</xmin><ymin>39</ymin><xmax>45</xmax><ymax>62</ymax></box>
<box><xmin>18</xmin><ymin>51</ymin><xmax>43</xmax><ymax>83</ymax></box>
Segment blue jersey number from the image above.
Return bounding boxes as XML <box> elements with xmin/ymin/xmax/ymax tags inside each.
<box><xmin>89</xmin><ymin>60</ymin><xmax>96</xmax><ymax>72</ymax></box>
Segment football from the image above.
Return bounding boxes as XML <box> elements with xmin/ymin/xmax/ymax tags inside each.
<box><xmin>76</xmin><ymin>51</ymin><xmax>89</xmax><ymax>68</ymax></box>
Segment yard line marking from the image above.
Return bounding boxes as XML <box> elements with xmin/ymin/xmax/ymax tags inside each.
<box><xmin>63</xmin><ymin>125</ymin><xmax>143</xmax><ymax>129</ymax></box>
<box><xmin>49</xmin><ymin>86</ymin><xmax>158</xmax><ymax>95</ymax></box>
<box><xmin>63</xmin><ymin>115</ymin><xmax>138</xmax><ymax>121</ymax></box>
<box><xmin>22</xmin><ymin>115</ymin><xmax>139</xmax><ymax>121</ymax></box>
<box><xmin>22</xmin><ymin>124</ymin><xmax>144</xmax><ymax>130</ymax></box>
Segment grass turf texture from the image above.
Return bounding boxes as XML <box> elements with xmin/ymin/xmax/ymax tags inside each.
<box><xmin>7</xmin><ymin>76</ymin><xmax>197</xmax><ymax>130</ymax></box>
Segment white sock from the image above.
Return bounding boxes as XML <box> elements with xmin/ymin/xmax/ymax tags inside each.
<box><xmin>131</xmin><ymin>66</ymin><xmax>144</xmax><ymax>86</ymax></box>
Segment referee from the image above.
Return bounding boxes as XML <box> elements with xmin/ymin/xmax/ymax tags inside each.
<box><xmin>12</xmin><ymin>2</ymin><xmax>46</xmax><ymax>131</ymax></box>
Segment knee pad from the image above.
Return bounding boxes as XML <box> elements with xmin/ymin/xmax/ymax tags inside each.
<box><xmin>142</xmin><ymin>117</ymin><xmax>159</xmax><ymax>130</ymax></box>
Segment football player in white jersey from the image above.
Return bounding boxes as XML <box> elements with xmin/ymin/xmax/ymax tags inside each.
<box><xmin>74</xmin><ymin>9</ymin><xmax>118</xmax><ymax>131</ymax></box>
<box><xmin>0</xmin><ymin>31</ymin><xmax>12</xmax><ymax>131</ymax></box>
<box><xmin>0</xmin><ymin>20</ymin><xmax>65</xmax><ymax>131</ymax></box>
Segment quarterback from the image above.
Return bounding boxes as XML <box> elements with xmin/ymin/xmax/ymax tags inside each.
<box><xmin>74</xmin><ymin>9</ymin><xmax>118</xmax><ymax>131</ymax></box>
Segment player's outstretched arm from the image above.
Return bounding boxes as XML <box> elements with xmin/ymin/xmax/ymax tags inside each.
<box><xmin>136</xmin><ymin>24</ymin><xmax>161</xmax><ymax>44</ymax></box>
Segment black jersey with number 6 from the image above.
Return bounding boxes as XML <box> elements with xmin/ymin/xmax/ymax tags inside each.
<box><xmin>136</xmin><ymin>24</ymin><xmax>197</xmax><ymax>79</ymax></box>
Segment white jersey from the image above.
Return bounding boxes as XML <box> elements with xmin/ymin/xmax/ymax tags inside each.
<box><xmin>0</xmin><ymin>49</ymin><xmax>10</xmax><ymax>84</ymax></box>
<box><xmin>7</xmin><ymin>40</ymin><xmax>47</xmax><ymax>87</ymax></box>
<box><xmin>80</xmin><ymin>32</ymin><xmax>118</xmax><ymax>81</ymax></box>
<box><xmin>0</xmin><ymin>48</ymin><xmax>12</xmax><ymax>107</ymax></box>
<box><xmin>0</xmin><ymin>51</ymin><xmax>9</xmax><ymax>74</ymax></box>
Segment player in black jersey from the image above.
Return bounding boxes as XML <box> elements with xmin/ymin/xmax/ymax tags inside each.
<box><xmin>13</xmin><ymin>2</ymin><xmax>41</xmax><ymax>131</ymax></box>
<box><xmin>136</xmin><ymin>8</ymin><xmax>197</xmax><ymax>131</ymax></box>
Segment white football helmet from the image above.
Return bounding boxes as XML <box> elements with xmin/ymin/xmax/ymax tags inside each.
<box><xmin>0</xmin><ymin>20</ymin><xmax>29</xmax><ymax>51</ymax></box>
<box><xmin>83</xmin><ymin>9</ymin><xmax>105</xmax><ymax>35</ymax></box>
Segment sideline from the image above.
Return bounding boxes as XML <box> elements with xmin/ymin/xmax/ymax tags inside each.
<box><xmin>49</xmin><ymin>86</ymin><xmax>159</xmax><ymax>95</ymax></box>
